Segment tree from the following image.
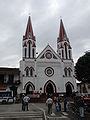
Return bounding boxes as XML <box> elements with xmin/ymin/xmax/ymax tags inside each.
<box><xmin>75</xmin><ymin>51</ymin><xmax>90</xmax><ymax>83</ymax></box>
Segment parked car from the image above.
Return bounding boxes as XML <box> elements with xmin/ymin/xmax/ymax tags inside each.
<box><xmin>0</xmin><ymin>91</ymin><xmax>14</xmax><ymax>104</ymax></box>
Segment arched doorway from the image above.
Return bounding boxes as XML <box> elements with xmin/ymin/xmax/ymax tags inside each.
<box><xmin>26</xmin><ymin>84</ymin><xmax>33</xmax><ymax>94</ymax></box>
<box><xmin>44</xmin><ymin>80</ymin><xmax>56</xmax><ymax>96</ymax></box>
<box><xmin>66</xmin><ymin>84</ymin><xmax>72</xmax><ymax>96</ymax></box>
<box><xmin>46</xmin><ymin>83</ymin><xmax>54</xmax><ymax>95</ymax></box>
<box><xmin>24</xmin><ymin>82</ymin><xmax>35</xmax><ymax>95</ymax></box>
<box><xmin>66</xmin><ymin>82</ymin><xmax>74</xmax><ymax>97</ymax></box>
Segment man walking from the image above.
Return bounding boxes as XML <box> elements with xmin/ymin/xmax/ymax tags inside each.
<box><xmin>46</xmin><ymin>96</ymin><xmax>53</xmax><ymax>115</ymax></box>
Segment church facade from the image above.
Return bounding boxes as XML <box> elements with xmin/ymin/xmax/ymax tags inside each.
<box><xmin>19</xmin><ymin>16</ymin><xmax>77</xmax><ymax>97</ymax></box>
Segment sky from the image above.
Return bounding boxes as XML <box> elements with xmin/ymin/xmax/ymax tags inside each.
<box><xmin>0</xmin><ymin>0</ymin><xmax>90</xmax><ymax>68</ymax></box>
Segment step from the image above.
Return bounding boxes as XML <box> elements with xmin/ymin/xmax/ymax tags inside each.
<box><xmin>0</xmin><ymin>117</ymin><xmax>43</xmax><ymax>120</ymax></box>
<box><xmin>0</xmin><ymin>111</ymin><xmax>43</xmax><ymax>119</ymax></box>
<box><xmin>47</xmin><ymin>116</ymin><xmax>70</xmax><ymax>120</ymax></box>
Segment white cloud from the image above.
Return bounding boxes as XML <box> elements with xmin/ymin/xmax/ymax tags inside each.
<box><xmin>0</xmin><ymin>0</ymin><xmax>90</xmax><ymax>67</ymax></box>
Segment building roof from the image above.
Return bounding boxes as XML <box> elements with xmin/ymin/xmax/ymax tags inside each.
<box><xmin>0</xmin><ymin>67</ymin><xmax>19</xmax><ymax>74</ymax></box>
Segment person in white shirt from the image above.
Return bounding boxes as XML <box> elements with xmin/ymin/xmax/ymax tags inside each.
<box><xmin>23</xmin><ymin>95</ymin><xmax>30</xmax><ymax>111</ymax></box>
<box><xmin>46</xmin><ymin>96</ymin><xmax>53</xmax><ymax>115</ymax></box>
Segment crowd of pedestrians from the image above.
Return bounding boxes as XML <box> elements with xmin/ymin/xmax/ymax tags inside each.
<box><xmin>21</xmin><ymin>94</ymin><xmax>69</xmax><ymax>114</ymax></box>
<box><xmin>46</xmin><ymin>95</ymin><xmax>69</xmax><ymax>115</ymax></box>
<box><xmin>20</xmin><ymin>93</ymin><xmax>85</xmax><ymax>119</ymax></box>
<box><xmin>45</xmin><ymin>94</ymin><xmax>85</xmax><ymax>120</ymax></box>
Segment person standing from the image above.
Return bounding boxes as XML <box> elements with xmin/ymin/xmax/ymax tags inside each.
<box><xmin>58</xmin><ymin>98</ymin><xmax>61</xmax><ymax>112</ymax></box>
<box><xmin>77</xmin><ymin>97</ymin><xmax>85</xmax><ymax>119</ymax></box>
<box><xmin>46</xmin><ymin>96</ymin><xmax>53</xmax><ymax>115</ymax></box>
<box><xmin>55</xmin><ymin>101</ymin><xmax>59</xmax><ymax>112</ymax></box>
<box><xmin>21</xmin><ymin>94</ymin><xmax>25</xmax><ymax>111</ymax></box>
<box><xmin>23</xmin><ymin>95</ymin><xmax>30</xmax><ymax>111</ymax></box>
<box><xmin>55</xmin><ymin>97</ymin><xmax>61</xmax><ymax>112</ymax></box>
<box><xmin>64</xmin><ymin>97</ymin><xmax>67</xmax><ymax>112</ymax></box>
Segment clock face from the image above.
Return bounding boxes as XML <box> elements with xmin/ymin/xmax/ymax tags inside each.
<box><xmin>45</xmin><ymin>67</ymin><xmax>54</xmax><ymax>77</ymax></box>
<box><xmin>45</xmin><ymin>52</ymin><xmax>52</xmax><ymax>59</ymax></box>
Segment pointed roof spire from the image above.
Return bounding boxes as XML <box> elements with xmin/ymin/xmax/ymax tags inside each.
<box><xmin>59</xmin><ymin>19</ymin><xmax>67</xmax><ymax>41</ymax></box>
<box><xmin>23</xmin><ymin>16</ymin><xmax>35</xmax><ymax>40</ymax></box>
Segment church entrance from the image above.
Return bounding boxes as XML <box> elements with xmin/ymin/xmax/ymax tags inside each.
<box><xmin>66</xmin><ymin>84</ymin><xmax>72</xmax><ymax>97</ymax></box>
<box><xmin>24</xmin><ymin>82</ymin><xmax>35</xmax><ymax>95</ymax></box>
<box><xmin>46</xmin><ymin>83</ymin><xmax>54</xmax><ymax>95</ymax></box>
<box><xmin>44</xmin><ymin>80</ymin><xmax>56</xmax><ymax>97</ymax></box>
<box><xmin>26</xmin><ymin>84</ymin><xmax>33</xmax><ymax>94</ymax></box>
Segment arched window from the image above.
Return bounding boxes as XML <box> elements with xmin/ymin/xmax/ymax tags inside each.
<box><xmin>64</xmin><ymin>68</ymin><xmax>67</xmax><ymax>77</ymax></box>
<box><xmin>28</xmin><ymin>41</ymin><xmax>31</xmax><ymax>58</ymax></box>
<box><xmin>30</xmin><ymin>69</ymin><xmax>33</xmax><ymax>76</ymax></box>
<box><xmin>26</xmin><ymin>69</ymin><xmax>29</xmax><ymax>76</ymax></box>
<box><xmin>62</xmin><ymin>49</ymin><xmax>64</xmax><ymax>58</ymax></box>
<box><xmin>32</xmin><ymin>48</ymin><xmax>35</xmax><ymax>58</ymax></box>
<box><xmin>25</xmin><ymin>67</ymin><xmax>29</xmax><ymax>76</ymax></box>
<box><xmin>69</xmin><ymin>50</ymin><xmax>71</xmax><ymax>59</ymax></box>
<box><xmin>68</xmin><ymin>68</ymin><xmax>72</xmax><ymax>77</ymax></box>
<box><xmin>25</xmin><ymin>48</ymin><xmax>27</xmax><ymax>58</ymax></box>
<box><xmin>30</xmin><ymin>67</ymin><xmax>34</xmax><ymax>77</ymax></box>
<box><xmin>64</xmin><ymin>43</ymin><xmax>68</xmax><ymax>59</ymax></box>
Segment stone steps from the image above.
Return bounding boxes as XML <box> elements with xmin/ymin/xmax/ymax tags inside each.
<box><xmin>47</xmin><ymin>116</ymin><xmax>70</xmax><ymax>120</ymax></box>
<box><xmin>0</xmin><ymin>111</ymin><xmax>44</xmax><ymax>120</ymax></box>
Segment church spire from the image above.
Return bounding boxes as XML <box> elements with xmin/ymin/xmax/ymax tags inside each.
<box><xmin>57</xmin><ymin>19</ymin><xmax>72</xmax><ymax>60</ymax></box>
<box><xmin>23</xmin><ymin>16</ymin><xmax>35</xmax><ymax>40</ymax></box>
<box><xmin>58</xmin><ymin>19</ymin><xmax>68</xmax><ymax>42</ymax></box>
<box><xmin>22</xmin><ymin>16</ymin><xmax>36</xmax><ymax>59</ymax></box>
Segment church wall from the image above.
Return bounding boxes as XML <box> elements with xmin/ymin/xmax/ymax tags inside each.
<box><xmin>35</xmin><ymin>61</ymin><xmax>65</xmax><ymax>93</ymax></box>
<box><xmin>19</xmin><ymin>60</ymin><xmax>35</xmax><ymax>91</ymax></box>
<box><xmin>63</xmin><ymin>77</ymin><xmax>77</xmax><ymax>92</ymax></box>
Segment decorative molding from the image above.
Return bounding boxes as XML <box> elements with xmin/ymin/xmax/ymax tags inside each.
<box><xmin>45</xmin><ymin>67</ymin><xmax>54</xmax><ymax>77</ymax></box>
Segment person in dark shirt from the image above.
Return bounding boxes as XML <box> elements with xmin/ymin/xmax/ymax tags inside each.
<box><xmin>75</xmin><ymin>96</ymin><xmax>84</xmax><ymax>120</ymax></box>
<box><xmin>77</xmin><ymin>96</ymin><xmax>85</xmax><ymax>119</ymax></box>
<box><xmin>21</xmin><ymin>94</ymin><xmax>25</xmax><ymax>111</ymax></box>
<box><xmin>64</xmin><ymin>97</ymin><xmax>67</xmax><ymax>112</ymax></box>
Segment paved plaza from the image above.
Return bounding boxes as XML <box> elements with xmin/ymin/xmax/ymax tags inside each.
<box><xmin>0</xmin><ymin>103</ymin><xmax>89</xmax><ymax>120</ymax></box>
<box><xmin>0</xmin><ymin>103</ymin><xmax>70</xmax><ymax>120</ymax></box>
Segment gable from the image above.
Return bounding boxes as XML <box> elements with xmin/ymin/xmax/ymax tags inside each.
<box><xmin>37</xmin><ymin>45</ymin><xmax>61</xmax><ymax>61</ymax></box>
<box><xmin>40</xmin><ymin>50</ymin><xmax>58</xmax><ymax>59</ymax></box>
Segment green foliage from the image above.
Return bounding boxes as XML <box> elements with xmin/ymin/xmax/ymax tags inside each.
<box><xmin>75</xmin><ymin>51</ymin><xmax>90</xmax><ymax>83</ymax></box>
